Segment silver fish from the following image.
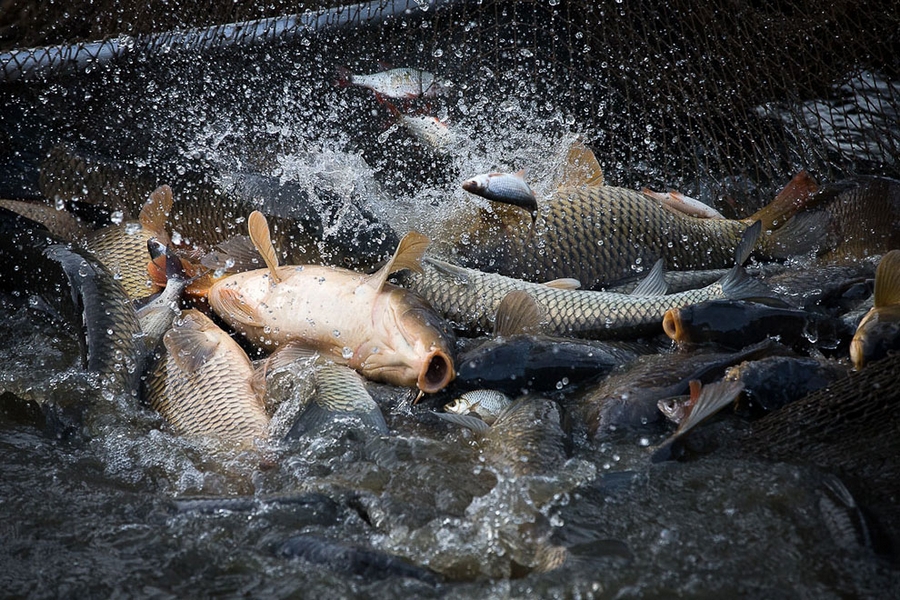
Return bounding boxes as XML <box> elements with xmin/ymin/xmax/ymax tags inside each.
<box><xmin>338</xmin><ymin>66</ymin><xmax>446</xmax><ymax>99</ymax></box>
<box><xmin>462</xmin><ymin>170</ymin><xmax>537</xmax><ymax>221</ymax></box>
<box><xmin>444</xmin><ymin>390</ymin><xmax>512</xmax><ymax>425</ymax></box>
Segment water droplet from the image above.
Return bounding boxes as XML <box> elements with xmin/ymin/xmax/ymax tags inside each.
<box><xmin>341</xmin><ymin>347</ymin><xmax>354</xmax><ymax>359</ymax></box>
<box><xmin>110</xmin><ymin>210</ymin><xmax>124</xmax><ymax>225</ymax></box>
<box><xmin>332</xmin><ymin>329</ymin><xmax>341</xmax><ymax>338</ymax></box>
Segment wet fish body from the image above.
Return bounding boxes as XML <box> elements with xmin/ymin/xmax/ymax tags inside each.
<box><xmin>406</xmin><ymin>249</ymin><xmax>765</xmax><ymax>340</ymax></box>
<box><xmin>143</xmin><ymin>309</ymin><xmax>269</xmax><ymax>444</ymax></box>
<box><xmin>338</xmin><ymin>67</ymin><xmax>445</xmax><ymax>99</ymax></box>
<box><xmin>448</xmin><ymin>173</ymin><xmax>818</xmax><ymax>289</ymax></box>
<box><xmin>723</xmin><ymin>355</ymin><xmax>849</xmax><ymax>414</ymax></box>
<box><xmin>208</xmin><ymin>229</ymin><xmax>455</xmax><ymax>392</ymax></box>
<box><xmin>462</xmin><ymin>170</ymin><xmax>537</xmax><ymax>219</ymax></box>
<box><xmin>444</xmin><ymin>390</ymin><xmax>512</xmax><ymax>425</ymax></box>
<box><xmin>663</xmin><ymin>299</ymin><xmax>850</xmax><ymax>352</ymax></box>
<box><xmin>136</xmin><ymin>241</ymin><xmax>188</xmax><ymax>354</ymax></box>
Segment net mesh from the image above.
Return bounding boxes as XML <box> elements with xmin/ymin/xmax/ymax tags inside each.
<box><xmin>0</xmin><ymin>0</ymin><xmax>897</xmax><ymax>213</ymax></box>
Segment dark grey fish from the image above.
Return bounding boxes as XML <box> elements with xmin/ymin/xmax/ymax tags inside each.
<box><xmin>572</xmin><ymin>339</ymin><xmax>792</xmax><ymax>438</ymax></box>
<box><xmin>723</xmin><ymin>355</ymin><xmax>849</xmax><ymax>414</ymax></box>
<box><xmin>277</xmin><ymin>535</ymin><xmax>440</xmax><ymax>584</ymax></box>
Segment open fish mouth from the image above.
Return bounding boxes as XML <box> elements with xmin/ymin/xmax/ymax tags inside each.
<box><xmin>417</xmin><ymin>348</ymin><xmax>455</xmax><ymax>393</ymax></box>
<box><xmin>662</xmin><ymin>307</ymin><xmax>686</xmax><ymax>342</ymax></box>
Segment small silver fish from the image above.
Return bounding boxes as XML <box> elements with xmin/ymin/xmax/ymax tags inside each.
<box><xmin>337</xmin><ymin>67</ymin><xmax>446</xmax><ymax>99</ymax></box>
<box><xmin>462</xmin><ymin>170</ymin><xmax>537</xmax><ymax>221</ymax></box>
<box><xmin>444</xmin><ymin>389</ymin><xmax>512</xmax><ymax>425</ymax></box>
<box><xmin>642</xmin><ymin>188</ymin><xmax>725</xmax><ymax>219</ymax></box>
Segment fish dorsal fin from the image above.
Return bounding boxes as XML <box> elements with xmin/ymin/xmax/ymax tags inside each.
<box><xmin>874</xmin><ymin>250</ymin><xmax>900</xmax><ymax>307</ymax></box>
<box><xmin>543</xmin><ymin>277</ymin><xmax>581</xmax><ymax>290</ymax></box>
<box><xmin>248</xmin><ymin>210</ymin><xmax>281</xmax><ymax>283</ymax></box>
<box><xmin>494</xmin><ymin>290</ymin><xmax>544</xmax><ymax>337</ymax></box>
<box><xmin>213</xmin><ymin>286</ymin><xmax>260</xmax><ymax>326</ymax></box>
<box><xmin>734</xmin><ymin>220</ymin><xmax>762</xmax><ymax>266</ymax></box>
<box><xmin>746</xmin><ymin>170</ymin><xmax>818</xmax><ymax>230</ymax></box>
<box><xmin>139</xmin><ymin>185</ymin><xmax>173</xmax><ymax>239</ymax></box>
<box><xmin>163</xmin><ymin>310</ymin><xmax>221</xmax><ymax>373</ymax></box>
<box><xmin>514</xmin><ymin>168</ymin><xmax>527</xmax><ymax>180</ymax></box>
<box><xmin>557</xmin><ymin>137</ymin><xmax>604</xmax><ymax>189</ymax></box>
<box><xmin>368</xmin><ymin>231</ymin><xmax>429</xmax><ymax>290</ymax></box>
<box><xmin>674</xmin><ymin>380</ymin><xmax>744</xmax><ymax>438</ymax></box>
<box><xmin>630</xmin><ymin>259</ymin><xmax>668</xmax><ymax>296</ymax></box>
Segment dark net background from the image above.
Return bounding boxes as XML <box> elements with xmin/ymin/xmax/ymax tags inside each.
<box><xmin>0</xmin><ymin>0</ymin><xmax>897</xmax><ymax>214</ymax></box>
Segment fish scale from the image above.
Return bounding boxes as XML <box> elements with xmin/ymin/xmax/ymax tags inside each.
<box><xmin>407</xmin><ymin>255</ymin><xmax>762</xmax><ymax>339</ymax></box>
<box><xmin>451</xmin><ymin>185</ymin><xmax>752</xmax><ymax>289</ymax></box>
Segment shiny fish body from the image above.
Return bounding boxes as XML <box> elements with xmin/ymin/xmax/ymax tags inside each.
<box><xmin>450</xmin><ymin>185</ymin><xmax>773</xmax><ymax>290</ymax></box>
<box><xmin>406</xmin><ymin>256</ymin><xmax>762</xmax><ymax>339</ymax></box>
<box><xmin>444</xmin><ymin>390</ymin><xmax>512</xmax><ymax>425</ymax></box>
<box><xmin>462</xmin><ymin>171</ymin><xmax>537</xmax><ymax>217</ymax></box>
<box><xmin>208</xmin><ymin>264</ymin><xmax>455</xmax><ymax>392</ymax></box>
<box><xmin>143</xmin><ymin>309</ymin><xmax>269</xmax><ymax>444</ymax></box>
<box><xmin>342</xmin><ymin>67</ymin><xmax>444</xmax><ymax>99</ymax></box>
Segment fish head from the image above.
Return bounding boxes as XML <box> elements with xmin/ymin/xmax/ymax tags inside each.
<box><xmin>462</xmin><ymin>174</ymin><xmax>490</xmax><ymax>195</ymax></box>
<box><xmin>444</xmin><ymin>396</ymin><xmax>471</xmax><ymax>414</ymax></box>
<box><xmin>358</xmin><ymin>288</ymin><xmax>456</xmax><ymax>393</ymax></box>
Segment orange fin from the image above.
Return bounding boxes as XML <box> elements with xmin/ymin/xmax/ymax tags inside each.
<box><xmin>368</xmin><ymin>231</ymin><xmax>429</xmax><ymax>290</ymax></box>
<box><xmin>746</xmin><ymin>170</ymin><xmax>819</xmax><ymax>230</ymax></box>
<box><xmin>138</xmin><ymin>185</ymin><xmax>173</xmax><ymax>241</ymax></box>
<box><xmin>248</xmin><ymin>211</ymin><xmax>281</xmax><ymax>283</ymax></box>
<box><xmin>557</xmin><ymin>137</ymin><xmax>604</xmax><ymax>189</ymax></box>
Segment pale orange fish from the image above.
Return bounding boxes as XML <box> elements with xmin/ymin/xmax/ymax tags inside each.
<box><xmin>208</xmin><ymin>211</ymin><xmax>455</xmax><ymax>393</ymax></box>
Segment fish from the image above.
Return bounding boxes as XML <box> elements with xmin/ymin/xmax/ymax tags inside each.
<box><xmin>462</xmin><ymin>170</ymin><xmax>538</xmax><ymax>222</ymax></box>
<box><xmin>142</xmin><ymin>308</ymin><xmax>270</xmax><ymax>444</ymax></box>
<box><xmin>0</xmin><ymin>198</ymin><xmax>93</xmax><ymax>241</ymax></box>
<box><xmin>386</xmin><ymin>102</ymin><xmax>454</xmax><ymax>152</ymax></box>
<box><xmin>82</xmin><ymin>184</ymin><xmax>173</xmax><ymax>299</ymax></box>
<box><xmin>286</xmin><ymin>359</ymin><xmax>389</xmax><ymax>438</ymax></box>
<box><xmin>136</xmin><ymin>240</ymin><xmax>189</xmax><ymax>354</ymax></box>
<box><xmin>442</xmin><ymin>169</ymin><xmax>822</xmax><ymax>290</ymax></box>
<box><xmin>436</xmin><ymin>397</ymin><xmax>568</xmax><ymax>477</ymax></box>
<box><xmin>208</xmin><ymin>212</ymin><xmax>456</xmax><ymax>393</ymax></box>
<box><xmin>806</xmin><ymin>176</ymin><xmax>900</xmax><ymax>260</ymax></box>
<box><xmin>405</xmin><ymin>221</ymin><xmax>770</xmax><ymax>339</ymax></box>
<box><xmin>444</xmin><ymin>390</ymin><xmax>512</xmax><ymax>425</ymax></box>
<box><xmin>850</xmin><ymin>249</ymin><xmax>900</xmax><ymax>369</ymax></box>
<box><xmin>662</xmin><ymin>299</ymin><xmax>851</xmax><ymax>352</ymax></box>
<box><xmin>278</xmin><ymin>534</ymin><xmax>441</xmax><ymax>584</ymax></box>
<box><xmin>722</xmin><ymin>355</ymin><xmax>849</xmax><ymax>415</ymax></box>
<box><xmin>453</xmin><ymin>289</ymin><xmax>650</xmax><ymax>393</ymax></box>
<box><xmin>571</xmin><ymin>339</ymin><xmax>792</xmax><ymax>437</ymax></box>
<box><xmin>336</xmin><ymin>66</ymin><xmax>446</xmax><ymax>99</ymax></box>
<box><xmin>641</xmin><ymin>188</ymin><xmax>726</xmax><ymax>219</ymax></box>
<box><xmin>651</xmin><ymin>379</ymin><xmax>745</xmax><ymax>462</ymax></box>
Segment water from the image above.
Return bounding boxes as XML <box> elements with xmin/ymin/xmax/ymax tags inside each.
<box><xmin>2</xmin><ymin>4</ymin><xmax>899</xmax><ymax>596</ymax></box>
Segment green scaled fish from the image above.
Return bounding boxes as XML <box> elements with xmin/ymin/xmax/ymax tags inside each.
<box><xmin>405</xmin><ymin>222</ymin><xmax>769</xmax><ymax>339</ymax></box>
<box><xmin>445</xmin><ymin>168</ymin><xmax>821</xmax><ymax>290</ymax></box>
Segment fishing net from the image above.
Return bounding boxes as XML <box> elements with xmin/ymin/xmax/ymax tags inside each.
<box><xmin>1</xmin><ymin>0</ymin><xmax>897</xmax><ymax>215</ymax></box>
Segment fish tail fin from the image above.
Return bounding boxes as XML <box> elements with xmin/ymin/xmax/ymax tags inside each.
<box><xmin>746</xmin><ymin>170</ymin><xmax>819</xmax><ymax>231</ymax></box>
<box><xmin>718</xmin><ymin>220</ymin><xmax>773</xmax><ymax>301</ymax></box>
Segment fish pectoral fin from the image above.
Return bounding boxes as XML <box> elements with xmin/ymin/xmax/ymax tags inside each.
<box><xmin>734</xmin><ymin>220</ymin><xmax>762</xmax><ymax>266</ymax></box>
<box><xmin>248</xmin><ymin>211</ymin><xmax>282</xmax><ymax>283</ymax></box>
<box><xmin>630</xmin><ymin>259</ymin><xmax>668</xmax><ymax>296</ymax></box>
<box><xmin>163</xmin><ymin>312</ymin><xmax>221</xmax><ymax>373</ymax></box>
<box><xmin>494</xmin><ymin>290</ymin><xmax>544</xmax><ymax>336</ymax></box>
<box><xmin>543</xmin><ymin>277</ymin><xmax>581</xmax><ymax>290</ymax></box>
<box><xmin>556</xmin><ymin>137</ymin><xmax>604</xmax><ymax>189</ymax></box>
<box><xmin>874</xmin><ymin>250</ymin><xmax>900</xmax><ymax>308</ymax></box>
<box><xmin>213</xmin><ymin>287</ymin><xmax>260</xmax><ymax>326</ymax></box>
<box><xmin>368</xmin><ymin>231</ymin><xmax>430</xmax><ymax>290</ymax></box>
<box><xmin>433</xmin><ymin>411</ymin><xmax>491</xmax><ymax>433</ymax></box>
<box><xmin>139</xmin><ymin>185</ymin><xmax>173</xmax><ymax>240</ymax></box>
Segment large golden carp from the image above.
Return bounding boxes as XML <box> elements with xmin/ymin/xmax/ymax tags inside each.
<box><xmin>208</xmin><ymin>212</ymin><xmax>455</xmax><ymax>393</ymax></box>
